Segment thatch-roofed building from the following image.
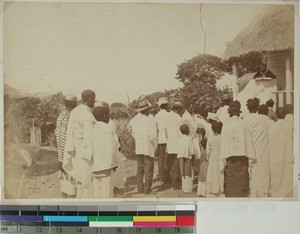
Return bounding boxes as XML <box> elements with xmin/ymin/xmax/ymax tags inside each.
<box><xmin>223</xmin><ymin>5</ymin><xmax>295</xmax><ymax>108</ymax></box>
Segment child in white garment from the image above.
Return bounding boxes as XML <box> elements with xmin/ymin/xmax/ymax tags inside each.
<box><xmin>177</xmin><ymin>124</ymin><xmax>195</xmax><ymax>193</ymax></box>
<box><xmin>91</xmin><ymin>101</ymin><xmax>118</xmax><ymax>198</ymax></box>
<box><xmin>206</xmin><ymin>122</ymin><xmax>224</xmax><ymax>198</ymax></box>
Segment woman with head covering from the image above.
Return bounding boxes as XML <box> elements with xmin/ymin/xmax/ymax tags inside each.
<box><xmin>220</xmin><ymin>101</ymin><xmax>256</xmax><ymax>197</ymax></box>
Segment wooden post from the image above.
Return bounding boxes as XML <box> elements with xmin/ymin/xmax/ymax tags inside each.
<box><xmin>278</xmin><ymin>92</ymin><xmax>284</xmax><ymax>107</ymax></box>
<box><xmin>232</xmin><ymin>63</ymin><xmax>238</xmax><ymax>100</ymax></box>
<box><xmin>285</xmin><ymin>53</ymin><xmax>293</xmax><ymax>104</ymax></box>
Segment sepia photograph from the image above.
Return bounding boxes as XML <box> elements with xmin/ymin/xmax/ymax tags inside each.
<box><xmin>2</xmin><ymin>1</ymin><xmax>297</xmax><ymax>200</ymax></box>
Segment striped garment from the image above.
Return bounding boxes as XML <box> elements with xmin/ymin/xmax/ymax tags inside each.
<box><xmin>56</xmin><ymin>110</ymin><xmax>71</xmax><ymax>162</ymax></box>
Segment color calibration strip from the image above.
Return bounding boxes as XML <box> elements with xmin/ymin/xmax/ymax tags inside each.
<box><xmin>0</xmin><ymin>205</ymin><xmax>195</xmax><ymax>233</ymax></box>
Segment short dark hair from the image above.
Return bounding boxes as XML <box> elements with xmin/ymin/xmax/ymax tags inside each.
<box><xmin>180</xmin><ymin>124</ymin><xmax>190</xmax><ymax>135</ymax></box>
<box><xmin>247</xmin><ymin>98</ymin><xmax>259</xmax><ymax>113</ymax></box>
<box><xmin>229</xmin><ymin>100</ymin><xmax>241</xmax><ymax>117</ymax></box>
<box><xmin>93</xmin><ymin>106</ymin><xmax>109</xmax><ymax>122</ymax></box>
<box><xmin>81</xmin><ymin>89</ymin><xmax>95</xmax><ymax>102</ymax></box>
<box><xmin>212</xmin><ymin>122</ymin><xmax>223</xmax><ymax>134</ymax></box>
<box><xmin>266</xmin><ymin>99</ymin><xmax>274</xmax><ymax>108</ymax></box>
<box><xmin>258</xmin><ymin>104</ymin><xmax>268</xmax><ymax>116</ymax></box>
<box><xmin>196</xmin><ymin>127</ymin><xmax>206</xmax><ymax>137</ymax></box>
<box><xmin>276</xmin><ymin>107</ymin><xmax>286</xmax><ymax>119</ymax></box>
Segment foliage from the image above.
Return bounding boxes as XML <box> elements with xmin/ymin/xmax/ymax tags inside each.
<box><xmin>176</xmin><ymin>54</ymin><xmax>228</xmax><ymax>112</ymax></box>
<box><xmin>115</xmin><ymin>118</ymin><xmax>136</xmax><ymax>160</ymax></box>
<box><xmin>4</xmin><ymin>92</ymin><xmax>64</xmax><ymax>144</ymax></box>
<box><xmin>226</xmin><ymin>51</ymin><xmax>262</xmax><ymax>76</ymax></box>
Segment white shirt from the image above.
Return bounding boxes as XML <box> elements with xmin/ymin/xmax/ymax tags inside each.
<box><xmin>166</xmin><ymin>111</ymin><xmax>182</xmax><ymax>154</ymax></box>
<box><xmin>130</xmin><ymin>113</ymin><xmax>157</xmax><ymax>157</ymax></box>
<box><xmin>216</xmin><ymin>105</ymin><xmax>230</xmax><ymax>123</ymax></box>
<box><xmin>177</xmin><ymin>134</ymin><xmax>194</xmax><ymax>159</ymax></box>
<box><xmin>63</xmin><ymin>104</ymin><xmax>96</xmax><ymax>184</ymax></box>
<box><xmin>65</xmin><ymin>104</ymin><xmax>96</xmax><ymax>161</ymax></box>
<box><xmin>91</xmin><ymin>122</ymin><xmax>118</xmax><ymax>173</ymax></box>
<box><xmin>182</xmin><ymin>110</ymin><xmax>197</xmax><ymax>136</ymax></box>
<box><xmin>220</xmin><ymin>116</ymin><xmax>256</xmax><ymax>161</ymax></box>
<box><xmin>155</xmin><ymin>109</ymin><xmax>169</xmax><ymax>144</ymax></box>
<box><xmin>193</xmin><ymin>114</ymin><xmax>213</xmax><ymax>139</ymax></box>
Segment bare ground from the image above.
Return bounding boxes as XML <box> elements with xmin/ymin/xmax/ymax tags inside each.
<box><xmin>4</xmin><ymin>143</ymin><xmax>199</xmax><ymax>199</ymax></box>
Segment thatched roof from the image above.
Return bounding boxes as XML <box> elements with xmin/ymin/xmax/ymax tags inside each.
<box><xmin>223</xmin><ymin>5</ymin><xmax>294</xmax><ymax>60</ymax></box>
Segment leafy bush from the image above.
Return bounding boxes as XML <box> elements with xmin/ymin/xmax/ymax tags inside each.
<box><xmin>176</xmin><ymin>54</ymin><xmax>228</xmax><ymax>112</ymax></box>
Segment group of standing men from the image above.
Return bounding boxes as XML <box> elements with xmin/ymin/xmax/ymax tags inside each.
<box><xmin>130</xmin><ymin>94</ymin><xmax>294</xmax><ymax>198</ymax></box>
<box><xmin>55</xmin><ymin>89</ymin><xmax>294</xmax><ymax>198</ymax></box>
<box><xmin>56</xmin><ymin>89</ymin><xmax>124</xmax><ymax>198</ymax></box>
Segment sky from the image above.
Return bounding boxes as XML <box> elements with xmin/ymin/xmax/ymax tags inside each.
<box><xmin>3</xmin><ymin>2</ymin><xmax>264</xmax><ymax>103</ymax></box>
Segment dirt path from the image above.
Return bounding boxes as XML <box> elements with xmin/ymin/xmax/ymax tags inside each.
<box><xmin>5</xmin><ymin>143</ymin><xmax>199</xmax><ymax>199</ymax></box>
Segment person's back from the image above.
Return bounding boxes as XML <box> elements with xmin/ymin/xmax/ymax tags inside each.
<box><xmin>155</xmin><ymin>108</ymin><xmax>169</xmax><ymax>143</ymax></box>
<box><xmin>244</xmin><ymin>99</ymin><xmax>270</xmax><ymax>197</ymax></box>
<box><xmin>220</xmin><ymin>116</ymin><xmax>251</xmax><ymax>160</ymax></box>
<box><xmin>206</xmin><ymin>133</ymin><xmax>223</xmax><ymax>196</ymax></box>
<box><xmin>68</xmin><ymin>104</ymin><xmax>96</xmax><ymax>157</ymax></box>
<box><xmin>182</xmin><ymin>110</ymin><xmax>197</xmax><ymax>137</ymax></box>
<box><xmin>130</xmin><ymin>113</ymin><xmax>152</xmax><ymax>156</ymax></box>
<box><xmin>166</xmin><ymin>110</ymin><xmax>182</xmax><ymax>154</ymax></box>
<box><xmin>63</xmin><ymin>89</ymin><xmax>96</xmax><ymax>198</ymax></box>
<box><xmin>91</xmin><ymin>121</ymin><xmax>117</xmax><ymax>174</ymax></box>
<box><xmin>269</xmin><ymin>108</ymin><xmax>293</xmax><ymax>197</ymax></box>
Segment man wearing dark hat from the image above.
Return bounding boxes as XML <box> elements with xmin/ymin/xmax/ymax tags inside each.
<box><xmin>56</xmin><ymin>94</ymin><xmax>78</xmax><ymax>198</ymax></box>
<box><xmin>63</xmin><ymin>89</ymin><xmax>96</xmax><ymax>198</ymax></box>
<box><xmin>130</xmin><ymin>100</ymin><xmax>158</xmax><ymax>194</ymax></box>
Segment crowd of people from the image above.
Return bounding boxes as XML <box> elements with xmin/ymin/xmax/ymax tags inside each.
<box><xmin>55</xmin><ymin>89</ymin><xmax>294</xmax><ymax>198</ymax></box>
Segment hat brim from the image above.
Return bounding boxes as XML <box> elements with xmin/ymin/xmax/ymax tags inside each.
<box><xmin>137</xmin><ymin>106</ymin><xmax>150</xmax><ymax>112</ymax></box>
<box><xmin>159</xmin><ymin>101</ymin><xmax>168</xmax><ymax>106</ymax></box>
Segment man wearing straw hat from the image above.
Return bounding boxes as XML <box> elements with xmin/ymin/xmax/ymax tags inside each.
<box><xmin>130</xmin><ymin>100</ymin><xmax>158</xmax><ymax>194</ymax></box>
<box><xmin>165</xmin><ymin>100</ymin><xmax>184</xmax><ymax>189</ymax></box>
<box><xmin>63</xmin><ymin>89</ymin><xmax>96</xmax><ymax>198</ymax></box>
<box><xmin>155</xmin><ymin>97</ymin><xmax>169</xmax><ymax>182</ymax></box>
<box><xmin>55</xmin><ymin>94</ymin><xmax>78</xmax><ymax>198</ymax></box>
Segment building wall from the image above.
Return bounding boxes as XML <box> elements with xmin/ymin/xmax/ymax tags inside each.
<box><xmin>267</xmin><ymin>52</ymin><xmax>286</xmax><ymax>91</ymax></box>
<box><xmin>267</xmin><ymin>50</ymin><xmax>294</xmax><ymax>91</ymax></box>
<box><xmin>267</xmin><ymin>50</ymin><xmax>294</xmax><ymax>108</ymax></box>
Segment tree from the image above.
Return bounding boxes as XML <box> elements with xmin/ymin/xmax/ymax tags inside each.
<box><xmin>226</xmin><ymin>51</ymin><xmax>262</xmax><ymax>76</ymax></box>
<box><xmin>176</xmin><ymin>54</ymin><xmax>228</xmax><ymax>112</ymax></box>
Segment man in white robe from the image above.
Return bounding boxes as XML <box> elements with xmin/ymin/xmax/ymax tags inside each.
<box><xmin>63</xmin><ymin>89</ymin><xmax>96</xmax><ymax>198</ymax></box>
<box><xmin>220</xmin><ymin>101</ymin><xmax>256</xmax><ymax>197</ymax></box>
<box><xmin>269</xmin><ymin>107</ymin><xmax>293</xmax><ymax>197</ymax></box>
<box><xmin>91</xmin><ymin>102</ymin><xmax>118</xmax><ymax>198</ymax></box>
<box><xmin>165</xmin><ymin>101</ymin><xmax>183</xmax><ymax>189</ymax></box>
<box><xmin>155</xmin><ymin>97</ymin><xmax>169</xmax><ymax>182</ymax></box>
<box><xmin>244</xmin><ymin>99</ymin><xmax>270</xmax><ymax>197</ymax></box>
